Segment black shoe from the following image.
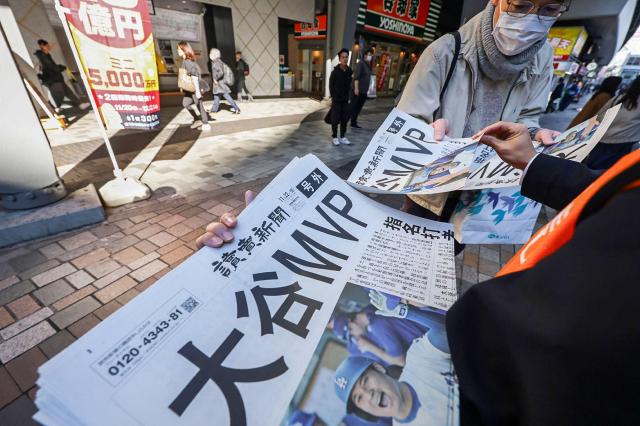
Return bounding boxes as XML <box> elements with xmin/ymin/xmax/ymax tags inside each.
<box><xmin>351</xmin><ymin>123</ymin><xmax>362</xmax><ymax>129</ymax></box>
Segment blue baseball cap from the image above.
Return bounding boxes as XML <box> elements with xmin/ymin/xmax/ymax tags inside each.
<box><xmin>287</xmin><ymin>410</ymin><xmax>318</xmax><ymax>426</ymax></box>
<box><xmin>331</xmin><ymin>312</ymin><xmax>350</xmax><ymax>341</ymax></box>
<box><xmin>334</xmin><ymin>356</ymin><xmax>375</xmax><ymax>412</ymax></box>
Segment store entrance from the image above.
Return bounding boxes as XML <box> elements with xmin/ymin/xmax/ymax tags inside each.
<box><xmin>298</xmin><ymin>48</ymin><xmax>325</xmax><ymax>99</ymax></box>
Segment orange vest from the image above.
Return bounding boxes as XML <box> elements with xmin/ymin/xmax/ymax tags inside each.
<box><xmin>498</xmin><ymin>150</ymin><xmax>640</xmax><ymax>277</ymax></box>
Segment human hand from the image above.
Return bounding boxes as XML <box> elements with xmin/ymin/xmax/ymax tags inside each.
<box><xmin>369</xmin><ymin>290</ymin><xmax>408</xmax><ymax>318</ymax></box>
<box><xmin>534</xmin><ymin>128</ymin><xmax>562</xmax><ymax>146</ymax></box>
<box><xmin>475</xmin><ymin>122</ymin><xmax>537</xmax><ymax>170</ymax></box>
<box><xmin>354</xmin><ymin>87</ymin><xmax>359</xmax><ymax>96</ymax></box>
<box><xmin>431</xmin><ymin>118</ymin><xmax>450</xmax><ymax>141</ymax></box>
<box><xmin>195</xmin><ymin>191</ymin><xmax>255</xmax><ymax>249</ymax></box>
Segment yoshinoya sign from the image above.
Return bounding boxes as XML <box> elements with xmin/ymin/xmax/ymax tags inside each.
<box><xmin>294</xmin><ymin>15</ymin><xmax>327</xmax><ymax>40</ymax></box>
<box><xmin>360</xmin><ymin>0</ymin><xmax>430</xmax><ymax>42</ymax></box>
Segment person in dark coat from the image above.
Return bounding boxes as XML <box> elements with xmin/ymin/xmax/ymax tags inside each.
<box><xmin>447</xmin><ymin>121</ymin><xmax>640</xmax><ymax>425</ymax></box>
<box><xmin>235</xmin><ymin>51</ymin><xmax>254</xmax><ymax>102</ymax></box>
<box><xmin>329</xmin><ymin>48</ymin><xmax>352</xmax><ymax>146</ymax></box>
<box><xmin>34</xmin><ymin>39</ymin><xmax>84</xmax><ymax>111</ymax></box>
<box><xmin>545</xmin><ymin>77</ymin><xmax>564</xmax><ymax>113</ymax></box>
<box><xmin>350</xmin><ymin>47</ymin><xmax>373</xmax><ymax>129</ymax></box>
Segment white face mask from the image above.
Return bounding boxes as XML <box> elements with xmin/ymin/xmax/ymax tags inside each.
<box><xmin>492</xmin><ymin>2</ymin><xmax>556</xmax><ymax>56</ymax></box>
<box><xmin>365</xmin><ymin>54</ymin><xmax>372</xmax><ymax>61</ymax></box>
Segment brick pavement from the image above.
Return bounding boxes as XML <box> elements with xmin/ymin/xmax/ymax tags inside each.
<box><xmin>0</xmin><ymin>97</ymin><xmax>570</xmax><ymax>423</ymax></box>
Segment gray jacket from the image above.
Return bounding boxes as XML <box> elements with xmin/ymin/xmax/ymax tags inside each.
<box><xmin>211</xmin><ymin>58</ymin><xmax>231</xmax><ymax>95</ymax></box>
<box><xmin>397</xmin><ymin>12</ymin><xmax>554</xmax><ymax>137</ymax></box>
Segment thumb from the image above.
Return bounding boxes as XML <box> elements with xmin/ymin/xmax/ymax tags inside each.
<box><xmin>432</xmin><ymin>120</ymin><xmax>445</xmax><ymax>141</ymax></box>
<box><xmin>244</xmin><ymin>190</ymin><xmax>255</xmax><ymax>206</ymax></box>
<box><xmin>537</xmin><ymin>131</ymin><xmax>555</xmax><ymax>146</ymax></box>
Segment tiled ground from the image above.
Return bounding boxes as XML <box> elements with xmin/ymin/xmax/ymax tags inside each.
<box><xmin>0</xmin><ymin>96</ymin><xmax>572</xmax><ymax>423</ymax></box>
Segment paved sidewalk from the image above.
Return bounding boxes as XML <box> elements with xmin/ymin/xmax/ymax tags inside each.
<box><xmin>0</xmin><ymin>97</ymin><xmax>570</xmax><ymax>423</ymax></box>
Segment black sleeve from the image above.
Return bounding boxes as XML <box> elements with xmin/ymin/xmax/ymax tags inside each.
<box><xmin>521</xmin><ymin>154</ymin><xmax>601</xmax><ymax>210</ymax></box>
<box><xmin>329</xmin><ymin>69</ymin><xmax>336</xmax><ymax>98</ymax></box>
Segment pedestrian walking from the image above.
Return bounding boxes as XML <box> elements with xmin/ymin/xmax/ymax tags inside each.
<box><xmin>328</xmin><ymin>48</ymin><xmax>352</xmax><ymax>146</ymax></box>
<box><xmin>177</xmin><ymin>41</ymin><xmax>210</xmax><ymax>131</ymax></box>
<box><xmin>209</xmin><ymin>48</ymin><xmax>241</xmax><ymax>115</ymax></box>
<box><xmin>568</xmin><ymin>76</ymin><xmax>622</xmax><ymax>127</ymax></box>
<box><xmin>545</xmin><ymin>77</ymin><xmax>564</xmax><ymax>113</ymax></box>
<box><xmin>235</xmin><ymin>51</ymin><xmax>254</xmax><ymax>102</ymax></box>
<box><xmin>584</xmin><ymin>75</ymin><xmax>640</xmax><ymax>169</ymax></box>
<box><xmin>350</xmin><ymin>48</ymin><xmax>373</xmax><ymax>129</ymax></box>
<box><xmin>34</xmin><ymin>39</ymin><xmax>87</xmax><ymax>112</ymax></box>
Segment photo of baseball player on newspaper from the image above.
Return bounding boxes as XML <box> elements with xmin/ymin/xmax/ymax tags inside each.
<box><xmin>281</xmin><ymin>283</ymin><xmax>458</xmax><ymax>426</ymax></box>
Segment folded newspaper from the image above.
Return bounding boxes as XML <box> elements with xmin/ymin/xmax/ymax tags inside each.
<box><xmin>35</xmin><ymin>154</ymin><xmax>459</xmax><ymax>426</ymax></box>
<box><xmin>347</xmin><ymin>105</ymin><xmax>621</xmax><ymax>194</ymax></box>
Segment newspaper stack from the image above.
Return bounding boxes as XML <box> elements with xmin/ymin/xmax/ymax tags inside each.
<box><xmin>35</xmin><ymin>154</ymin><xmax>459</xmax><ymax>426</ymax></box>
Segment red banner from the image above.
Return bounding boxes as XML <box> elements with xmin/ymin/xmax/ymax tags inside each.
<box><xmin>294</xmin><ymin>15</ymin><xmax>327</xmax><ymax>40</ymax></box>
<box><xmin>59</xmin><ymin>0</ymin><xmax>160</xmax><ymax>130</ymax></box>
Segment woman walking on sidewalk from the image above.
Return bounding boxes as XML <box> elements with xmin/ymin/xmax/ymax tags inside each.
<box><xmin>209</xmin><ymin>48</ymin><xmax>241</xmax><ymax>115</ymax></box>
<box><xmin>177</xmin><ymin>41</ymin><xmax>210</xmax><ymax>131</ymax></box>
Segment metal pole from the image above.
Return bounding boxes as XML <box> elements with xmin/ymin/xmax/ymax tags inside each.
<box><xmin>54</xmin><ymin>0</ymin><xmax>122</xmax><ymax>178</ymax></box>
<box><xmin>53</xmin><ymin>0</ymin><xmax>150</xmax><ymax>207</ymax></box>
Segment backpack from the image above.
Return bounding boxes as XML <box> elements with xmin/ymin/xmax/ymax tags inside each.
<box><xmin>223</xmin><ymin>63</ymin><xmax>235</xmax><ymax>86</ymax></box>
<box><xmin>243</xmin><ymin>60</ymin><xmax>250</xmax><ymax>77</ymax></box>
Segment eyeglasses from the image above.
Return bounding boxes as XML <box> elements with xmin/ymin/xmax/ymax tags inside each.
<box><xmin>506</xmin><ymin>0</ymin><xmax>570</xmax><ymax>21</ymax></box>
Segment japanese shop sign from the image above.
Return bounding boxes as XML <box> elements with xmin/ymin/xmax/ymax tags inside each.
<box><xmin>362</xmin><ymin>0</ymin><xmax>430</xmax><ymax>42</ymax></box>
<box><xmin>294</xmin><ymin>15</ymin><xmax>327</xmax><ymax>40</ymax></box>
<box><xmin>59</xmin><ymin>0</ymin><xmax>160</xmax><ymax>129</ymax></box>
<box><xmin>547</xmin><ymin>26</ymin><xmax>588</xmax><ymax>62</ymax></box>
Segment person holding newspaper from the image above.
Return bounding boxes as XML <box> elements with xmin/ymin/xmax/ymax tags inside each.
<box><xmin>194</xmin><ymin>119</ymin><xmax>640</xmax><ymax>423</ymax></box>
<box><xmin>396</xmin><ymin>0</ymin><xmax>565</xmax><ymax>221</ymax></box>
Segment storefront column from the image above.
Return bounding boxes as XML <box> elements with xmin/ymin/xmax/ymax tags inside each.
<box><xmin>0</xmin><ymin>23</ymin><xmax>66</xmax><ymax>209</ymax></box>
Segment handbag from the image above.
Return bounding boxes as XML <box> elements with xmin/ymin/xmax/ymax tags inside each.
<box><xmin>367</xmin><ymin>76</ymin><xmax>377</xmax><ymax>99</ymax></box>
<box><xmin>178</xmin><ymin>67</ymin><xmax>195</xmax><ymax>92</ymax></box>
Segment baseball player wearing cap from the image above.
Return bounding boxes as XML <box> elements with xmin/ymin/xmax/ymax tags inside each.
<box><xmin>330</xmin><ymin>306</ymin><xmax>427</xmax><ymax>367</ymax></box>
<box><xmin>334</xmin><ymin>345</ymin><xmax>458</xmax><ymax>425</ymax></box>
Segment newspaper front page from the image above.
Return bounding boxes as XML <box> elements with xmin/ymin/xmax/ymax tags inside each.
<box><xmin>348</xmin><ymin>106</ymin><xmax>621</xmax><ymax>194</ymax></box>
<box><xmin>35</xmin><ymin>154</ymin><xmax>458</xmax><ymax>426</ymax></box>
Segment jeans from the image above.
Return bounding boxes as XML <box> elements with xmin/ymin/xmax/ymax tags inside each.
<box><xmin>183</xmin><ymin>92</ymin><xmax>208</xmax><ymax>124</ymax></box>
<box><xmin>211</xmin><ymin>92</ymin><xmax>240</xmax><ymax>113</ymax></box>
<box><xmin>237</xmin><ymin>78</ymin><xmax>251</xmax><ymax>95</ymax></box>
<box><xmin>331</xmin><ymin>100</ymin><xmax>349</xmax><ymax>138</ymax></box>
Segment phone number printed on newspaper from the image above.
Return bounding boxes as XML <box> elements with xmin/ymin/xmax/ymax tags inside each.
<box><xmin>92</xmin><ymin>291</ymin><xmax>200</xmax><ymax>386</ymax></box>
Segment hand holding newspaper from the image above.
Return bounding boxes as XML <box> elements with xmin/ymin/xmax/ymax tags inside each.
<box><xmin>35</xmin><ymin>154</ymin><xmax>458</xmax><ymax>426</ymax></box>
<box><xmin>348</xmin><ymin>105</ymin><xmax>621</xmax><ymax>194</ymax></box>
